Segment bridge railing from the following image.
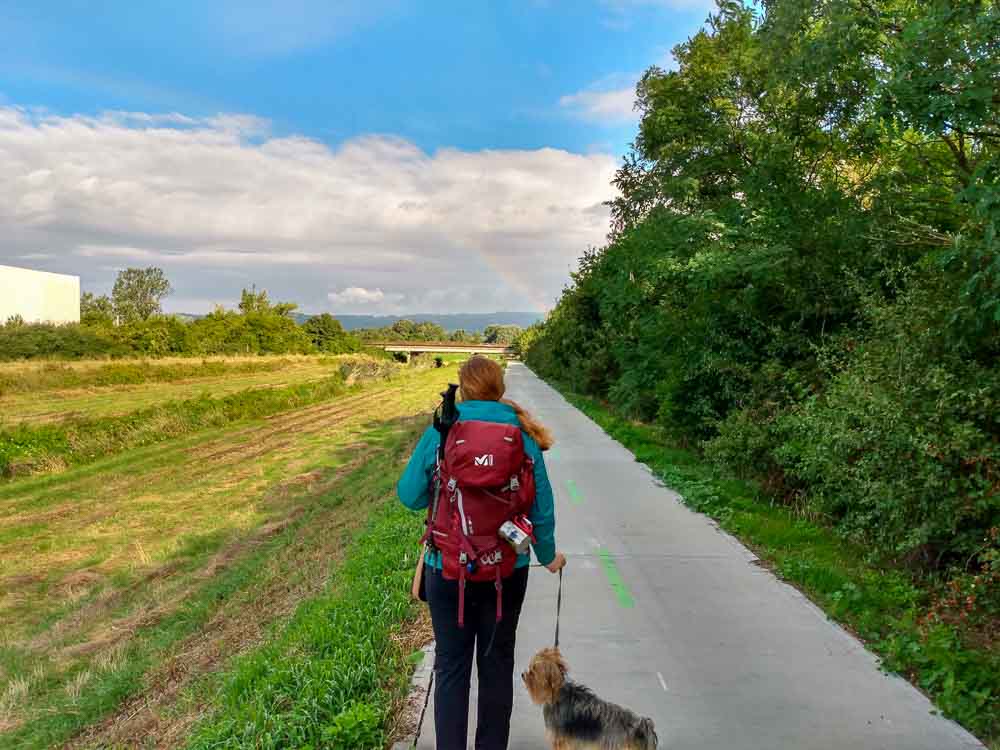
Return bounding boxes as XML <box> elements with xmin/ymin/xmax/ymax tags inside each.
<box><xmin>373</xmin><ymin>341</ymin><xmax>514</xmax><ymax>354</ymax></box>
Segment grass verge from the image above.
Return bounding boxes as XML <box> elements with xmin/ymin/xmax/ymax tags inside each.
<box><xmin>548</xmin><ymin>382</ymin><xmax>998</xmax><ymax>745</ymax></box>
<box><xmin>184</xmin><ymin>494</ymin><xmax>425</xmax><ymax>750</ymax></box>
<box><xmin>0</xmin><ymin>356</ymin><xmax>400</xmax><ymax>477</ymax></box>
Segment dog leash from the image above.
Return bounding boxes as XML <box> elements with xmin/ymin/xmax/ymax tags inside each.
<box><xmin>554</xmin><ymin>567</ymin><xmax>563</xmax><ymax>648</ymax></box>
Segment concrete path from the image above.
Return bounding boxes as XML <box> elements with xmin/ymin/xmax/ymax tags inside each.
<box><xmin>407</xmin><ymin>363</ymin><xmax>983</xmax><ymax>750</ymax></box>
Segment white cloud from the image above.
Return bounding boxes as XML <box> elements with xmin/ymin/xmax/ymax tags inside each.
<box><xmin>559</xmin><ymin>87</ymin><xmax>636</xmax><ymax>124</ymax></box>
<box><xmin>0</xmin><ymin>106</ymin><xmax>617</xmax><ymax>314</ymax></box>
<box><xmin>560</xmin><ymin>50</ymin><xmax>680</xmax><ymax>125</ymax></box>
<box><xmin>328</xmin><ymin>286</ymin><xmax>399</xmax><ymax>308</ymax></box>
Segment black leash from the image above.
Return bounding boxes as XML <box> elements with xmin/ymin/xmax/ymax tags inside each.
<box><xmin>554</xmin><ymin>567</ymin><xmax>563</xmax><ymax>648</ymax></box>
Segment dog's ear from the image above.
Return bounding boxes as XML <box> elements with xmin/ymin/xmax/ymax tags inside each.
<box><xmin>531</xmin><ymin>648</ymin><xmax>566</xmax><ymax>704</ymax></box>
<box><xmin>547</xmin><ymin>648</ymin><xmax>568</xmax><ymax>678</ymax></box>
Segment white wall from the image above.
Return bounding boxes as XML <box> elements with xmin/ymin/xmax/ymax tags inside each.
<box><xmin>0</xmin><ymin>265</ymin><xmax>80</xmax><ymax>324</ymax></box>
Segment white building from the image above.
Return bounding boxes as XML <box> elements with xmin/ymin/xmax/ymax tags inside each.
<box><xmin>0</xmin><ymin>264</ymin><xmax>81</xmax><ymax>324</ymax></box>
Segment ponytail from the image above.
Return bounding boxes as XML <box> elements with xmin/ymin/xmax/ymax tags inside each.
<box><xmin>459</xmin><ymin>355</ymin><xmax>554</xmax><ymax>451</ymax></box>
<box><xmin>501</xmin><ymin>398</ymin><xmax>554</xmax><ymax>451</ymax></box>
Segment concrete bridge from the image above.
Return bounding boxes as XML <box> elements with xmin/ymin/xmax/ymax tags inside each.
<box><xmin>377</xmin><ymin>342</ymin><xmax>513</xmax><ymax>357</ymax></box>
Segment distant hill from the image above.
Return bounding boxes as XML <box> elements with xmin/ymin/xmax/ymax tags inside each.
<box><xmin>174</xmin><ymin>311</ymin><xmax>544</xmax><ymax>333</ymax></box>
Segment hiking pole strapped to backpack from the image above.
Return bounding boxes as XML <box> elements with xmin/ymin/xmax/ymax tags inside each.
<box><xmin>414</xmin><ymin>385</ymin><xmax>460</xmax><ymax>603</ymax></box>
<box><xmin>429</xmin><ymin>383</ymin><xmax>460</xmax><ymax>539</ymax></box>
<box><xmin>433</xmin><ymin>384</ymin><xmax>460</xmax><ymax>458</ymax></box>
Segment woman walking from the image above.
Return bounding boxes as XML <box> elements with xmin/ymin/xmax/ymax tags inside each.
<box><xmin>397</xmin><ymin>356</ymin><xmax>565</xmax><ymax>750</ymax></box>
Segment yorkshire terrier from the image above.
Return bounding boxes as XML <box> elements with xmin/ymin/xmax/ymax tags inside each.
<box><xmin>522</xmin><ymin>647</ymin><xmax>658</xmax><ymax>749</ymax></box>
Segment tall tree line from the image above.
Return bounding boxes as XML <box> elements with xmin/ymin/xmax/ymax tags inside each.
<box><xmin>526</xmin><ymin>0</ymin><xmax>1000</xmax><ymax>571</ymax></box>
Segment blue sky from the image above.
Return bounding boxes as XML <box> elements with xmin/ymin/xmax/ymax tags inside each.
<box><xmin>0</xmin><ymin>1</ymin><xmax>713</xmax><ymax>314</ymax></box>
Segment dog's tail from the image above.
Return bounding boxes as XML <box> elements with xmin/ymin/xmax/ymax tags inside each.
<box><xmin>635</xmin><ymin>717</ymin><xmax>658</xmax><ymax>749</ymax></box>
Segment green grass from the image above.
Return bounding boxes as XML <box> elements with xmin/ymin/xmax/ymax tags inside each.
<box><xmin>0</xmin><ymin>366</ymin><xmax>448</xmax><ymax>749</ymax></box>
<box><xmin>0</xmin><ymin>357</ymin><xmax>355</xmax><ymax>426</ymax></box>
<box><xmin>550</xmin><ymin>383</ymin><xmax>999</xmax><ymax>744</ymax></box>
<box><xmin>184</xmin><ymin>492</ymin><xmax>423</xmax><ymax>750</ymax></box>
<box><xmin>0</xmin><ymin>357</ymin><xmax>303</xmax><ymax>396</ymax></box>
<box><xmin>0</xmin><ymin>355</ymin><xmax>401</xmax><ymax>477</ymax></box>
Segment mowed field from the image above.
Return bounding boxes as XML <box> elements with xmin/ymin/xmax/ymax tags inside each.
<box><xmin>0</xmin><ymin>355</ymin><xmax>455</xmax><ymax>749</ymax></box>
<box><xmin>0</xmin><ymin>357</ymin><xmax>353</xmax><ymax>425</ymax></box>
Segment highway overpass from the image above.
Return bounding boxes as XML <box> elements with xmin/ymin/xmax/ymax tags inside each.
<box><xmin>377</xmin><ymin>342</ymin><xmax>513</xmax><ymax>356</ymax></box>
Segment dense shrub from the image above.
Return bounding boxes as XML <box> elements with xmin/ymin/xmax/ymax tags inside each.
<box><xmin>771</xmin><ymin>276</ymin><xmax>1000</xmax><ymax>562</ymax></box>
<box><xmin>303</xmin><ymin>313</ymin><xmax>362</xmax><ymax>353</ymax></box>
<box><xmin>0</xmin><ymin>323</ymin><xmax>129</xmax><ymax>360</ymax></box>
<box><xmin>354</xmin><ymin>319</ymin><xmax>447</xmax><ymax>342</ymax></box>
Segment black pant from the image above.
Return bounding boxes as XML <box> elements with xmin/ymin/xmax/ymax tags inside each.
<box><xmin>425</xmin><ymin>565</ymin><xmax>530</xmax><ymax>750</ymax></box>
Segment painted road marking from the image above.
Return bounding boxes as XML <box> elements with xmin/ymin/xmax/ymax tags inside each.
<box><xmin>566</xmin><ymin>478</ymin><xmax>583</xmax><ymax>505</ymax></box>
<box><xmin>657</xmin><ymin>672</ymin><xmax>669</xmax><ymax>692</ymax></box>
<box><xmin>598</xmin><ymin>548</ymin><xmax>635</xmax><ymax>608</ymax></box>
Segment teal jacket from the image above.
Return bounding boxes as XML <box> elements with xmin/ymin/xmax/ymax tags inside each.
<box><xmin>397</xmin><ymin>399</ymin><xmax>556</xmax><ymax>568</ymax></box>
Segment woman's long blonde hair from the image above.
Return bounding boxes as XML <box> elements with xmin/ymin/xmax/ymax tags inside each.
<box><xmin>458</xmin><ymin>356</ymin><xmax>554</xmax><ymax>451</ymax></box>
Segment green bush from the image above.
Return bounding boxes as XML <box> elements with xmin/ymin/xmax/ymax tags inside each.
<box><xmin>774</xmin><ymin>277</ymin><xmax>1000</xmax><ymax>562</ymax></box>
<box><xmin>0</xmin><ymin>307</ymin><xmax>332</xmax><ymax>361</ymax></box>
<box><xmin>0</xmin><ymin>323</ymin><xmax>128</xmax><ymax>360</ymax></box>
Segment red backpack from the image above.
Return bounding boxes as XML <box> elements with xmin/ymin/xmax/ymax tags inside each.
<box><xmin>424</xmin><ymin>419</ymin><xmax>536</xmax><ymax>626</ymax></box>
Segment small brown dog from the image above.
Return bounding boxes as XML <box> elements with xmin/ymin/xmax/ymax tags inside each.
<box><xmin>522</xmin><ymin>647</ymin><xmax>658</xmax><ymax>749</ymax></box>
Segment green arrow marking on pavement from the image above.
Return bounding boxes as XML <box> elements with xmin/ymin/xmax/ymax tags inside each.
<box><xmin>566</xmin><ymin>478</ymin><xmax>583</xmax><ymax>505</ymax></box>
<box><xmin>598</xmin><ymin>548</ymin><xmax>635</xmax><ymax>608</ymax></box>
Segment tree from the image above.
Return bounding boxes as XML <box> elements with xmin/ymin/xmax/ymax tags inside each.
<box><xmin>239</xmin><ymin>286</ymin><xmax>299</xmax><ymax>319</ymax></box>
<box><xmin>80</xmin><ymin>292</ymin><xmax>114</xmax><ymax>327</ymax></box>
<box><xmin>303</xmin><ymin>313</ymin><xmax>358</xmax><ymax>353</ymax></box>
<box><xmin>483</xmin><ymin>325</ymin><xmax>522</xmax><ymax>345</ymax></box>
<box><xmin>238</xmin><ymin>286</ymin><xmax>270</xmax><ymax>314</ymax></box>
<box><xmin>111</xmin><ymin>268</ymin><xmax>172</xmax><ymax>323</ymax></box>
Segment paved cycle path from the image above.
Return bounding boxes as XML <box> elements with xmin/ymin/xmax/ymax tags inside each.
<box><xmin>408</xmin><ymin>363</ymin><xmax>983</xmax><ymax>749</ymax></box>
